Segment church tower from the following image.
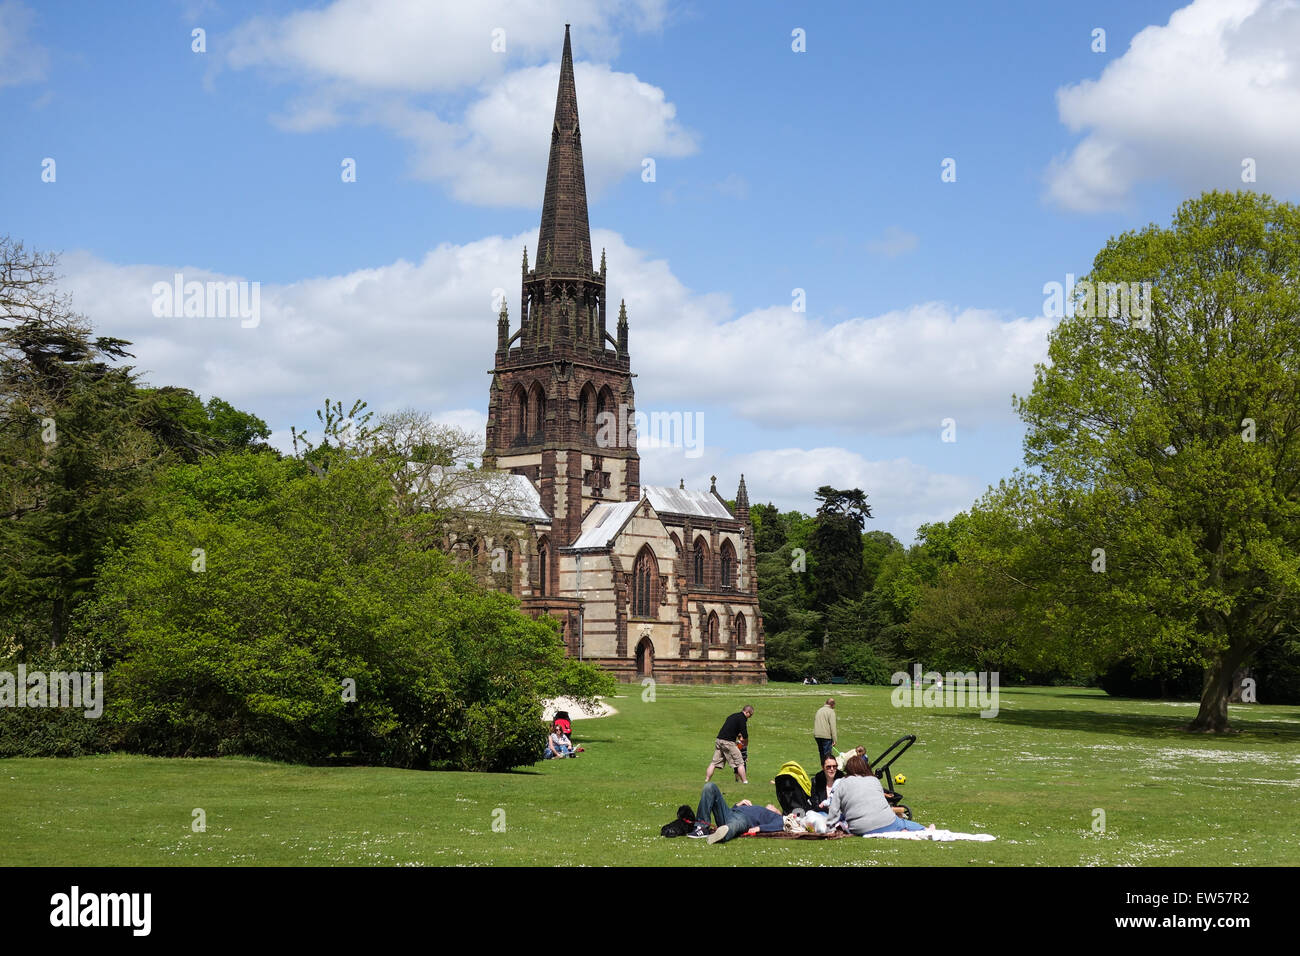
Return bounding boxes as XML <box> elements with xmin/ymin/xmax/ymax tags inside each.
<box><xmin>485</xmin><ymin>25</ymin><xmax>640</xmax><ymax>554</ymax></box>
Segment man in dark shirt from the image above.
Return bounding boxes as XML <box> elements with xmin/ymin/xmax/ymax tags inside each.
<box><xmin>704</xmin><ymin>704</ymin><xmax>753</xmax><ymax>784</ymax></box>
<box><xmin>693</xmin><ymin>782</ymin><xmax>784</xmax><ymax>844</ymax></box>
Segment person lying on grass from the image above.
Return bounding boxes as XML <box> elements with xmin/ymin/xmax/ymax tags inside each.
<box><xmin>828</xmin><ymin>756</ymin><xmax>931</xmax><ymax>835</ymax></box>
<box><xmin>689</xmin><ymin>783</ymin><xmax>785</xmax><ymax>844</ymax></box>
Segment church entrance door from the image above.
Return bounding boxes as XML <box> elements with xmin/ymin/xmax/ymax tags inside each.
<box><xmin>635</xmin><ymin>636</ymin><xmax>654</xmax><ymax>679</ymax></box>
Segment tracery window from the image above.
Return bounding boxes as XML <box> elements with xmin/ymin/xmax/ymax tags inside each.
<box><xmin>632</xmin><ymin>546</ymin><xmax>656</xmax><ymax>618</ymax></box>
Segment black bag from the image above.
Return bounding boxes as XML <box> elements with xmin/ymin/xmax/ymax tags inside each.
<box><xmin>660</xmin><ymin>804</ymin><xmax>698</xmax><ymax>838</ymax></box>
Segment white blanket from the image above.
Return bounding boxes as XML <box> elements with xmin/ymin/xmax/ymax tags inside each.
<box><xmin>862</xmin><ymin>828</ymin><xmax>996</xmax><ymax>842</ymax></box>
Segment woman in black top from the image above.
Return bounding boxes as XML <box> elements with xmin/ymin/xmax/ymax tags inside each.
<box><xmin>810</xmin><ymin>754</ymin><xmax>841</xmax><ymax>809</ymax></box>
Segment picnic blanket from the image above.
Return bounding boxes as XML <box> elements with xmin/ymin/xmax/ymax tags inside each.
<box><xmin>862</xmin><ymin>828</ymin><xmax>996</xmax><ymax>842</ymax></box>
<box><xmin>741</xmin><ymin>829</ymin><xmax>848</xmax><ymax>840</ymax></box>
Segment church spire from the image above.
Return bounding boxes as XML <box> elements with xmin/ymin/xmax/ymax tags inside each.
<box><xmin>536</xmin><ymin>24</ymin><xmax>593</xmax><ymax>276</ymax></box>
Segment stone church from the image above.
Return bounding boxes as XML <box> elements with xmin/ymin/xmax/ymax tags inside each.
<box><xmin>479</xmin><ymin>26</ymin><xmax>765</xmax><ymax>684</ymax></box>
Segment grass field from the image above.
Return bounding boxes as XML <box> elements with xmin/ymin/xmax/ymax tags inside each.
<box><xmin>2</xmin><ymin>685</ymin><xmax>1298</xmax><ymax>866</ymax></box>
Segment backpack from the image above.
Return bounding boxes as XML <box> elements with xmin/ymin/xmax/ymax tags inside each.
<box><xmin>660</xmin><ymin>805</ymin><xmax>698</xmax><ymax>838</ymax></box>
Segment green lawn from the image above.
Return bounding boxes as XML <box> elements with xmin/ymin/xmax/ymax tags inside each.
<box><xmin>3</xmin><ymin>685</ymin><xmax>1298</xmax><ymax>866</ymax></box>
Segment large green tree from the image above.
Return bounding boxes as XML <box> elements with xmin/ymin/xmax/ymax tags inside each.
<box><xmin>81</xmin><ymin>453</ymin><xmax>613</xmax><ymax>770</ymax></box>
<box><xmin>0</xmin><ymin>239</ymin><xmax>272</xmax><ymax>654</ymax></box>
<box><xmin>0</xmin><ymin>240</ymin><xmax>157</xmax><ymax>652</ymax></box>
<box><xmin>1014</xmin><ymin>191</ymin><xmax>1300</xmax><ymax>731</ymax></box>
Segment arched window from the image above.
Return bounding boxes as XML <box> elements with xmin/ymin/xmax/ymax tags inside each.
<box><xmin>707</xmin><ymin>611</ymin><xmax>720</xmax><ymax>644</ymax></box>
<box><xmin>579</xmin><ymin>383</ymin><xmax>595</xmax><ymax>435</ymax></box>
<box><xmin>734</xmin><ymin>613</ymin><xmax>747</xmax><ymax>645</ymax></box>
<box><xmin>529</xmin><ymin>383</ymin><xmax>546</xmax><ymax>437</ymax></box>
<box><xmin>693</xmin><ymin>538</ymin><xmax>708</xmax><ymax>587</ymax></box>
<box><xmin>720</xmin><ymin>540</ymin><xmax>736</xmax><ymax>589</ymax></box>
<box><xmin>512</xmin><ymin>386</ymin><xmax>528</xmax><ymax>438</ymax></box>
<box><xmin>632</xmin><ymin>546</ymin><xmax>656</xmax><ymax>618</ymax></box>
<box><xmin>537</xmin><ymin>538</ymin><xmax>549</xmax><ymax>597</ymax></box>
<box><xmin>502</xmin><ymin>548</ymin><xmax>514</xmax><ymax>595</ymax></box>
<box><xmin>669</xmin><ymin>532</ymin><xmax>683</xmax><ymax>556</ymax></box>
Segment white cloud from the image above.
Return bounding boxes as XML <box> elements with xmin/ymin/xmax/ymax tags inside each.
<box><xmin>617</xmin><ymin>253</ymin><xmax>1050</xmax><ymax>435</ymax></box>
<box><xmin>433</xmin><ymin>408</ymin><xmax>489</xmax><ymax>435</ymax></box>
<box><xmin>60</xmin><ymin>229</ymin><xmax>1047</xmax><ymax>459</ymax></box>
<box><xmin>60</xmin><ymin>231</ymin><xmax>1025</xmax><ymax>540</ymax></box>
<box><xmin>641</xmin><ymin>447</ymin><xmax>981</xmax><ymax>544</ymax></box>
<box><xmin>741</xmin><ymin>448</ymin><xmax>981</xmax><ymax>543</ymax></box>
<box><xmin>1047</xmin><ymin>0</ymin><xmax>1300</xmax><ymax>211</ymax></box>
<box><xmin>59</xmin><ymin>241</ymin><xmax>515</xmax><ymax>439</ymax></box>
<box><xmin>0</xmin><ymin>0</ymin><xmax>49</xmax><ymax>88</ymax></box>
<box><xmin>395</xmin><ymin>61</ymin><xmax>696</xmax><ymax>205</ymax></box>
<box><xmin>226</xmin><ymin>0</ymin><xmax>664</xmax><ymax>92</ymax></box>
<box><xmin>224</xmin><ymin>0</ymin><xmax>688</xmax><ymax>205</ymax></box>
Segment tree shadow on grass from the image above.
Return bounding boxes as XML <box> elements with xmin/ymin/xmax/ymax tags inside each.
<box><xmin>951</xmin><ymin>707</ymin><xmax>1300</xmax><ymax>741</ymax></box>
<box><xmin>999</xmin><ymin>688</ymin><xmax>1122</xmax><ymax>701</ymax></box>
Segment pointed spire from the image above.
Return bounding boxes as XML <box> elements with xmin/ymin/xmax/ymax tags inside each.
<box><xmin>599</xmin><ymin>247</ymin><xmax>606</xmax><ymax>274</ymax></box>
<box><xmin>710</xmin><ymin>475</ymin><xmax>717</xmax><ymax>493</ymax></box>
<box><xmin>522</xmin><ymin>245</ymin><xmax>529</xmax><ymax>273</ymax></box>
<box><xmin>679</xmin><ymin>477</ymin><xmax>685</xmax><ymax>489</ymax></box>
<box><xmin>536</xmin><ymin>25</ymin><xmax>593</xmax><ymax>276</ymax></box>
<box><xmin>735</xmin><ymin>474</ymin><xmax>749</xmax><ymax>510</ymax></box>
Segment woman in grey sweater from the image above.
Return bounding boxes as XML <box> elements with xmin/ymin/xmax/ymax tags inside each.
<box><xmin>828</xmin><ymin>756</ymin><xmax>931</xmax><ymax>835</ymax></box>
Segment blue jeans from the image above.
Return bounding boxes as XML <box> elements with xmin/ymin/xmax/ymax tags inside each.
<box><xmin>866</xmin><ymin>816</ymin><xmax>927</xmax><ymax>834</ymax></box>
<box><xmin>696</xmin><ymin>783</ymin><xmax>749</xmax><ymax>843</ymax></box>
<box><xmin>815</xmin><ymin>737</ymin><xmax>833</xmax><ymax>763</ymax></box>
<box><xmin>542</xmin><ymin>744</ymin><xmax>572</xmax><ymax>759</ymax></box>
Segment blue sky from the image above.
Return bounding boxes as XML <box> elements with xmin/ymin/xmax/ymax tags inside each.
<box><xmin>5</xmin><ymin>0</ymin><xmax>1298</xmax><ymax>542</ymax></box>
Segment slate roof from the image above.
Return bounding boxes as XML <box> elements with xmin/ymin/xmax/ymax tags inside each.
<box><xmin>406</xmin><ymin>464</ymin><xmax>550</xmax><ymax>522</ymax></box>
<box><xmin>568</xmin><ymin>500</ymin><xmax>642</xmax><ymax>550</ymax></box>
<box><xmin>642</xmin><ymin>485</ymin><xmax>733</xmax><ymax>520</ymax></box>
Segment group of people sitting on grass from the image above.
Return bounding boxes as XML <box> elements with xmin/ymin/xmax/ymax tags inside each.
<box><xmin>687</xmin><ymin>754</ymin><xmax>933</xmax><ymax>843</ymax></box>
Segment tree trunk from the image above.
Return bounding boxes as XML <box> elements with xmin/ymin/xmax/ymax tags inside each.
<box><xmin>1227</xmin><ymin>668</ymin><xmax>1253</xmax><ymax>703</ymax></box>
<box><xmin>1188</xmin><ymin>643</ymin><xmax>1251</xmax><ymax>732</ymax></box>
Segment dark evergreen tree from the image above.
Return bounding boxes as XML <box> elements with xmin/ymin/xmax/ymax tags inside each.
<box><xmin>809</xmin><ymin>486</ymin><xmax>872</xmax><ymax>611</ymax></box>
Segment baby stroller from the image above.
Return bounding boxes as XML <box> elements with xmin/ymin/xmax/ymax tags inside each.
<box><xmin>870</xmin><ymin>734</ymin><xmax>916</xmax><ymax>819</ymax></box>
<box><xmin>774</xmin><ymin>760</ymin><xmax>815</xmax><ymax>813</ymax></box>
<box><xmin>552</xmin><ymin>711</ymin><xmax>572</xmax><ymax>736</ymax></box>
